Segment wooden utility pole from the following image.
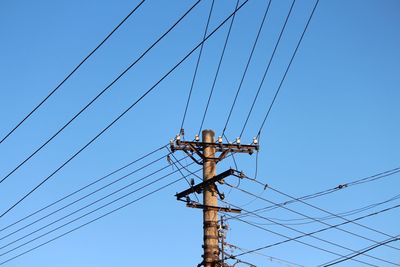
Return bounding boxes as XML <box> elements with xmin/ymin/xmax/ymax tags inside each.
<box><xmin>171</xmin><ymin>129</ymin><xmax>258</xmax><ymax>267</ymax></box>
<box><xmin>202</xmin><ymin>130</ymin><xmax>219</xmax><ymax>267</ymax></box>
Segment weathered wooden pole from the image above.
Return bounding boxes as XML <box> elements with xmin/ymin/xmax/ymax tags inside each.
<box><xmin>202</xmin><ymin>129</ymin><xmax>219</xmax><ymax>267</ymax></box>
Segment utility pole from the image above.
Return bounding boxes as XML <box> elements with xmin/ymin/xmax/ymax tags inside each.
<box><xmin>171</xmin><ymin>129</ymin><xmax>258</xmax><ymax>267</ymax></box>
<box><xmin>202</xmin><ymin>130</ymin><xmax>219</xmax><ymax>267</ymax></box>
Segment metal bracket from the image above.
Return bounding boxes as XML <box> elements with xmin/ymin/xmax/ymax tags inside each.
<box><xmin>182</xmin><ymin>149</ymin><xmax>202</xmax><ymax>165</ymax></box>
<box><xmin>171</xmin><ymin>140</ymin><xmax>259</xmax><ymax>164</ymax></box>
<box><xmin>187</xmin><ymin>202</ymin><xmax>241</xmax><ymax>214</ymax></box>
<box><xmin>175</xmin><ymin>169</ymin><xmax>235</xmax><ymax>200</ymax></box>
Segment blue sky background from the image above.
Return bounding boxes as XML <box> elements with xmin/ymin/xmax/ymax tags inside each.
<box><xmin>0</xmin><ymin>0</ymin><xmax>399</xmax><ymax>266</ymax></box>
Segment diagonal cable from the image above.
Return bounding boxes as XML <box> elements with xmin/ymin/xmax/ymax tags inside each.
<box><xmin>197</xmin><ymin>0</ymin><xmax>240</xmax><ymax>135</ymax></box>
<box><xmin>0</xmin><ymin>161</ymin><xmax>198</xmax><ymax>255</ymax></box>
<box><xmin>221</xmin><ymin>0</ymin><xmax>272</xmax><ymax>137</ymax></box>
<box><xmin>224</xmin><ymin>184</ymin><xmax>399</xmax><ymax>265</ymax></box>
<box><xmin>239</xmin><ymin>0</ymin><xmax>295</xmax><ymax>137</ymax></box>
<box><xmin>0</xmin><ymin>0</ymin><xmax>145</xmax><ymax>145</ymax></box>
<box><xmin>0</xmin><ymin>0</ymin><xmax>203</xmax><ymax>186</ymax></box>
<box><xmin>221</xmin><ymin>202</ymin><xmax>375</xmax><ymax>266</ymax></box>
<box><xmin>0</xmin><ymin>176</ymin><xmax>189</xmax><ymax>266</ymax></box>
<box><xmin>0</xmin><ymin>0</ymin><xmax>251</xmax><ymax>219</ymax></box>
<box><xmin>321</xmin><ymin>236</ymin><xmax>400</xmax><ymax>267</ymax></box>
<box><xmin>231</xmin><ymin>203</ymin><xmax>400</xmax><ymax>258</ymax></box>
<box><xmin>0</xmin><ymin>144</ymin><xmax>167</xmax><ymax>233</ymax></box>
<box><xmin>257</xmin><ymin>0</ymin><xmax>320</xmax><ymax>139</ymax></box>
<box><xmin>180</xmin><ymin>0</ymin><xmax>215</xmax><ymax>132</ymax></box>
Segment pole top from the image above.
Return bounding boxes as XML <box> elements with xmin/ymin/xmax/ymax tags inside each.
<box><xmin>202</xmin><ymin>129</ymin><xmax>215</xmax><ymax>137</ymax></box>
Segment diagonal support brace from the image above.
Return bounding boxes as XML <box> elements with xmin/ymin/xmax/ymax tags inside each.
<box><xmin>176</xmin><ymin>169</ymin><xmax>235</xmax><ymax>200</ymax></box>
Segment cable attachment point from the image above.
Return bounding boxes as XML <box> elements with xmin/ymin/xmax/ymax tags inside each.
<box><xmin>336</xmin><ymin>183</ymin><xmax>348</xmax><ymax>189</ymax></box>
<box><xmin>264</xmin><ymin>183</ymin><xmax>269</xmax><ymax>190</ymax></box>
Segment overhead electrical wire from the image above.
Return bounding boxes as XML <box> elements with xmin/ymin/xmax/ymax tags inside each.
<box><xmin>193</xmin><ymin>0</ymin><xmax>240</xmax><ymax>170</ymax></box>
<box><xmin>251</xmin><ymin>192</ymin><xmax>400</xmax><ymax>226</ymax></box>
<box><xmin>228</xmin><ymin>202</ymin><xmax>400</xmax><ymax>261</ymax></box>
<box><xmin>0</xmin><ymin>176</ymin><xmax>189</xmax><ymax>266</ymax></box>
<box><xmin>224</xmin><ymin>242</ymin><xmax>305</xmax><ymax>267</ymax></box>
<box><xmin>346</xmin><ymin>167</ymin><xmax>400</xmax><ymax>187</ymax></box>
<box><xmin>223</xmin><ymin>184</ymin><xmax>398</xmax><ymax>265</ymax></box>
<box><xmin>256</xmin><ymin>0</ymin><xmax>320</xmax><ymax>139</ymax></box>
<box><xmin>169</xmin><ymin>152</ymin><xmax>202</xmax><ymax>182</ymax></box>
<box><xmin>214</xmin><ymin>0</ymin><xmax>272</xmax><ymax>174</ymax></box>
<box><xmin>0</xmin><ymin>0</ymin><xmax>252</xmax><ymax>219</ymax></box>
<box><xmin>0</xmin><ymin>154</ymin><xmax>190</xmax><ymax>245</ymax></box>
<box><xmin>0</xmin><ymin>144</ymin><xmax>167</xmax><ymax>233</ymax></box>
<box><xmin>239</xmin><ymin>0</ymin><xmax>295</xmax><ymax>137</ymax></box>
<box><xmin>220</xmin><ymin>201</ymin><xmax>375</xmax><ymax>266</ymax></box>
<box><xmin>0</xmin><ymin>162</ymin><xmax>200</xmax><ymax>258</ymax></box>
<box><xmin>221</xmin><ymin>0</ymin><xmax>272</xmax><ymax>138</ymax></box>
<box><xmin>232</xmin><ymin>0</ymin><xmax>297</xmax><ymax>200</ymax></box>
<box><xmin>234</xmin><ymin>186</ymin><xmax>266</xmax><ymax>208</ymax></box>
<box><xmin>268</xmin><ymin>186</ymin><xmax>400</xmax><ymax>248</ymax></box>
<box><xmin>234</xmin><ymin>166</ymin><xmax>400</xmax><ymax>220</ymax></box>
<box><xmin>321</xmin><ymin>235</ymin><xmax>400</xmax><ymax>267</ymax></box>
<box><xmin>242</xmin><ymin>174</ymin><xmax>400</xmax><ymax>249</ymax></box>
<box><xmin>197</xmin><ymin>0</ymin><xmax>241</xmax><ymax>135</ymax></box>
<box><xmin>0</xmin><ymin>0</ymin><xmax>203</xmax><ymax>186</ymax></box>
<box><xmin>180</xmin><ymin>0</ymin><xmax>215</xmax><ymax>132</ymax></box>
<box><xmin>167</xmin><ymin>151</ymin><xmax>200</xmax><ymax>202</ymax></box>
<box><xmin>0</xmin><ymin>0</ymin><xmax>145</xmax><ymax>145</ymax></box>
<box><xmin>223</xmin><ymin>253</ymin><xmax>257</xmax><ymax>267</ymax></box>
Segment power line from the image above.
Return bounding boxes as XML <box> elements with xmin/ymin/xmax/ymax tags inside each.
<box><xmin>223</xmin><ymin>252</ymin><xmax>257</xmax><ymax>267</ymax></box>
<box><xmin>221</xmin><ymin>0</ymin><xmax>272</xmax><ymax>137</ymax></box>
<box><xmin>220</xmin><ymin>202</ymin><xmax>375</xmax><ymax>266</ymax></box>
<box><xmin>0</xmin><ymin>176</ymin><xmax>186</xmax><ymax>266</ymax></box>
<box><xmin>0</xmin><ymin>0</ymin><xmax>251</xmax><ymax>219</ymax></box>
<box><xmin>321</xmin><ymin>236</ymin><xmax>400</xmax><ymax>267</ymax></box>
<box><xmin>197</xmin><ymin>0</ymin><xmax>240</xmax><ymax>135</ymax></box>
<box><xmin>268</xmin><ymin>185</ymin><xmax>400</xmax><ymax>248</ymax></box>
<box><xmin>257</xmin><ymin>0</ymin><xmax>320</xmax><ymax>139</ymax></box>
<box><xmin>239</xmin><ymin>0</ymin><xmax>295</xmax><ymax>137</ymax></box>
<box><xmin>0</xmin><ymin>162</ymin><xmax>200</xmax><ymax>258</ymax></box>
<box><xmin>224</xmin><ymin>242</ymin><xmax>305</xmax><ymax>267</ymax></box>
<box><xmin>224</xmin><ymin>184</ymin><xmax>398</xmax><ymax>265</ymax></box>
<box><xmin>0</xmin><ymin>0</ymin><xmax>203</xmax><ymax>186</ymax></box>
<box><xmin>242</xmin><ymin>175</ymin><xmax>400</xmax><ymax>245</ymax></box>
<box><xmin>0</xmin><ymin>152</ymin><xmax>186</xmax><ymax>244</ymax></box>
<box><xmin>251</xmin><ymin>192</ymin><xmax>400</xmax><ymax>226</ymax></box>
<box><xmin>229</xmin><ymin>202</ymin><xmax>400</xmax><ymax>261</ymax></box>
<box><xmin>0</xmin><ymin>0</ymin><xmax>145</xmax><ymax>145</ymax></box>
<box><xmin>169</xmin><ymin>152</ymin><xmax>202</xmax><ymax>182</ymax></box>
<box><xmin>240</xmin><ymin>172</ymin><xmax>400</xmax><ymax>246</ymax></box>
<box><xmin>0</xmin><ymin>144</ymin><xmax>167</xmax><ymax>233</ymax></box>
<box><xmin>196</xmin><ymin>0</ymin><xmax>241</xmax><ymax>179</ymax></box>
<box><xmin>347</xmin><ymin>167</ymin><xmax>400</xmax><ymax>187</ymax></box>
<box><xmin>242</xmin><ymin>177</ymin><xmax>400</xmax><ymax>247</ymax></box>
<box><xmin>180</xmin><ymin>0</ymin><xmax>215</xmax><ymax>132</ymax></box>
<box><xmin>167</xmin><ymin>151</ymin><xmax>200</xmax><ymax>202</ymax></box>
<box><xmin>234</xmin><ymin>166</ymin><xmax>400</xmax><ymax>220</ymax></box>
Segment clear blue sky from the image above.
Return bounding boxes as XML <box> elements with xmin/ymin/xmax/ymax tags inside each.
<box><xmin>0</xmin><ymin>0</ymin><xmax>399</xmax><ymax>266</ymax></box>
